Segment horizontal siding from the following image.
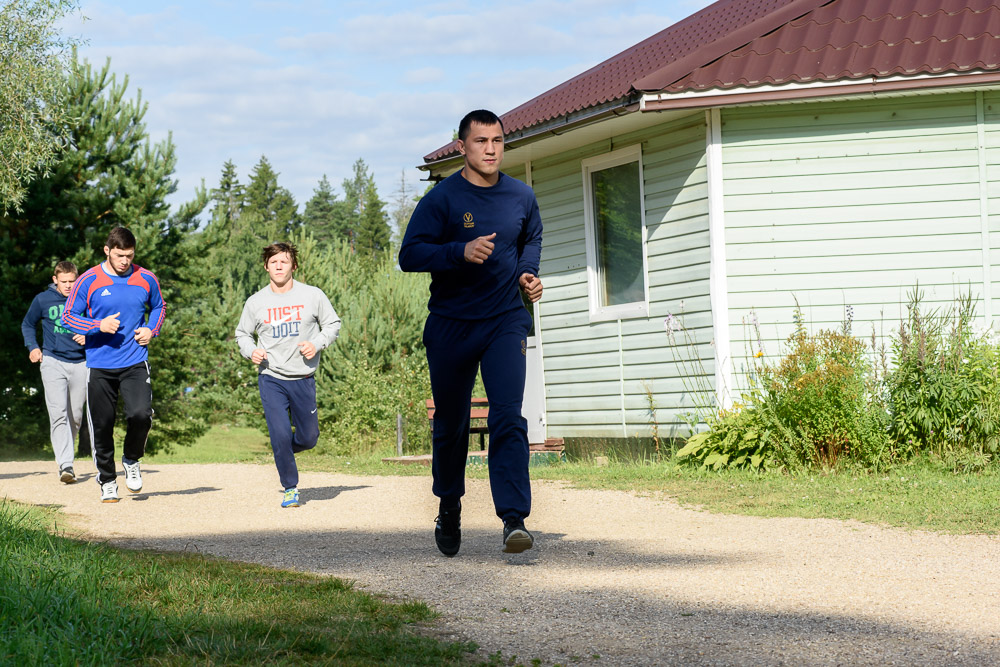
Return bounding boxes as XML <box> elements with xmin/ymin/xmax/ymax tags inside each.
<box><xmin>722</xmin><ymin>91</ymin><xmax>996</xmax><ymax>393</ymax></box>
<box><xmin>534</xmin><ymin>112</ymin><xmax>713</xmax><ymax>439</ymax></box>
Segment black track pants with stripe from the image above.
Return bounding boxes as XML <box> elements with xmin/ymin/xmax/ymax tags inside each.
<box><xmin>87</xmin><ymin>361</ymin><xmax>153</xmax><ymax>486</ymax></box>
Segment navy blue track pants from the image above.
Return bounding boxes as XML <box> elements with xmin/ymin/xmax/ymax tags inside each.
<box><xmin>258</xmin><ymin>374</ymin><xmax>319</xmax><ymax>490</ymax></box>
<box><xmin>423</xmin><ymin>307</ymin><xmax>533</xmax><ymax>522</ymax></box>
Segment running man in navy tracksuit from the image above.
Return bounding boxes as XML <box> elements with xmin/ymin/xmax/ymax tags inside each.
<box><xmin>62</xmin><ymin>227</ymin><xmax>165</xmax><ymax>503</ymax></box>
<box><xmin>399</xmin><ymin>109</ymin><xmax>544</xmax><ymax>556</ymax></box>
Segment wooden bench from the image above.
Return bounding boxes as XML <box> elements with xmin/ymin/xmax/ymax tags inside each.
<box><xmin>425</xmin><ymin>397</ymin><xmax>489</xmax><ymax>450</ymax></box>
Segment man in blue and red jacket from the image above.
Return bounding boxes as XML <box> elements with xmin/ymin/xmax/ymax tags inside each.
<box><xmin>62</xmin><ymin>226</ymin><xmax>165</xmax><ymax>503</ymax></box>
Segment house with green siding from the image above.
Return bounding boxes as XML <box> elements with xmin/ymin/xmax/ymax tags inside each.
<box><xmin>418</xmin><ymin>0</ymin><xmax>1000</xmax><ymax>441</ymax></box>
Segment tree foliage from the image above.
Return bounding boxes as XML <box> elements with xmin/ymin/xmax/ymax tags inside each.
<box><xmin>1</xmin><ymin>55</ymin><xmax>208</xmax><ymax>451</ymax></box>
<box><xmin>356</xmin><ymin>179</ymin><xmax>391</xmax><ymax>256</ymax></box>
<box><xmin>174</xmin><ymin>200</ymin><xmax>432</xmax><ymax>451</ymax></box>
<box><xmin>208</xmin><ymin>159</ymin><xmax>245</xmax><ymax>237</ymax></box>
<box><xmin>302</xmin><ymin>175</ymin><xmax>340</xmax><ymax>244</ymax></box>
<box><xmin>244</xmin><ymin>156</ymin><xmax>299</xmax><ymax>235</ymax></box>
<box><xmin>0</xmin><ymin>0</ymin><xmax>81</xmax><ymax>211</ymax></box>
<box><xmin>2</xmin><ymin>50</ymin><xmax>430</xmax><ymax>456</ymax></box>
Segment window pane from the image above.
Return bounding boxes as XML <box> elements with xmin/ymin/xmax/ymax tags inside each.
<box><xmin>591</xmin><ymin>161</ymin><xmax>643</xmax><ymax>306</ymax></box>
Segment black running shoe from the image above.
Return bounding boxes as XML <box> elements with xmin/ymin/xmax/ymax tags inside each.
<box><xmin>59</xmin><ymin>467</ymin><xmax>76</xmax><ymax>484</ymax></box>
<box><xmin>435</xmin><ymin>503</ymin><xmax>461</xmax><ymax>557</ymax></box>
<box><xmin>502</xmin><ymin>519</ymin><xmax>534</xmax><ymax>554</ymax></box>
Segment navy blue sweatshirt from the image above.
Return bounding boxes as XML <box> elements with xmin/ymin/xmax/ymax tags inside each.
<box><xmin>399</xmin><ymin>171</ymin><xmax>542</xmax><ymax>319</ymax></box>
<box><xmin>21</xmin><ymin>284</ymin><xmax>86</xmax><ymax>363</ymax></box>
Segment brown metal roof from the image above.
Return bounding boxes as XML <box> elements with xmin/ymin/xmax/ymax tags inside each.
<box><xmin>424</xmin><ymin>0</ymin><xmax>823</xmax><ymax>163</ymax></box>
<box><xmin>424</xmin><ymin>0</ymin><xmax>1000</xmax><ymax>164</ymax></box>
<box><xmin>662</xmin><ymin>0</ymin><xmax>1000</xmax><ymax>91</ymax></box>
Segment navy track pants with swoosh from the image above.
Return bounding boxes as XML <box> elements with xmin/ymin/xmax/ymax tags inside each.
<box><xmin>423</xmin><ymin>307</ymin><xmax>533</xmax><ymax>522</ymax></box>
<box><xmin>258</xmin><ymin>374</ymin><xmax>319</xmax><ymax>490</ymax></box>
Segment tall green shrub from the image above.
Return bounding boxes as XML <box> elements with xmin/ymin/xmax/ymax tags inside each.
<box><xmin>294</xmin><ymin>233</ymin><xmax>431</xmax><ymax>451</ymax></box>
<box><xmin>677</xmin><ymin>306</ymin><xmax>891</xmax><ymax>471</ymax></box>
<box><xmin>760</xmin><ymin>309</ymin><xmax>890</xmax><ymax>467</ymax></box>
<box><xmin>887</xmin><ymin>289</ymin><xmax>1000</xmax><ymax>458</ymax></box>
<box><xmin>175</xmin><ymin>220</ymin><xmax>433</xmax><ymax>453</ymax></box>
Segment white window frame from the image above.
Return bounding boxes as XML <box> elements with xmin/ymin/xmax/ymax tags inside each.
<box><xmin>581</xmin><ymin>144</ymin><xmax>650</xmax><ymax>323</ymax></box>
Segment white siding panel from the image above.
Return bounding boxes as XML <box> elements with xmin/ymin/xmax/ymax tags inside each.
<box><xmin>728</xmin><ymin>217</ymin><xmax>981</xmax><ymax>243</ymax></box>
<box><xmin>533</xmin><ymin>112</ymin><xmax>712</xmax><ymax>437</ymax></box>
<box><xmin>722</xmin><ymin>92</ymin><xmax>991</xmax><ymax>395</ymax></box>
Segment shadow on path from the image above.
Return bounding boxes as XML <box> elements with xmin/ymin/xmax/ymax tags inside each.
<box><xmin>300</xmin><ymin>485</ymin><xmax>370</xmax><ymax>504</ymax></box>
<box><xmin>130</xmin><ymin>486</ymin><xmax>221</xmax><ymax>499</ymax></box>
<box><xmin>111</xmin><ymin>526</ymin><xmax>999</xmax><ymax>666</ymax></box>
<box><xmin>0</xmin><ymin>471</ymin><xmax>46</xmax><ymax>480</ymax></box>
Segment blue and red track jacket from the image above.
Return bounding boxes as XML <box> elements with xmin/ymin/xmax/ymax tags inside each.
<box><xmin>61</xmin><ymin>263</ymin><xmax>166</xmax><ymax>369</ymax></box>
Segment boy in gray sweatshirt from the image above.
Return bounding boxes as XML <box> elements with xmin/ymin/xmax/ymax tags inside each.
<box><xmin>235</xmin><ymin>242</ymin><xmax>341</xmax><ymax>507</ymax></box>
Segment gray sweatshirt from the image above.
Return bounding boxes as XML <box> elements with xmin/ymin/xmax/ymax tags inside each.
<box><xmin>235</xmin><ymin>280</ymin><xmax>341</xmax><ymax>380</ymax></box>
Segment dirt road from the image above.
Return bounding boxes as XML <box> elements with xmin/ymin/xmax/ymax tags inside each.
<box><xmin>2</xmin><ymin>460</ymin><xmax>998</xmax><ymax>665</ymax></box>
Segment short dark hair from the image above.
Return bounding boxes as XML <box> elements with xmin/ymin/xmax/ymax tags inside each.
<box><xmin>262</xmin><ymin>241</ymin><xmax>299</xmax><ymax>269</ymax></box>
<box><xmin>106</xmin><ymin>226</ymin><xmax>136</xmax><ymax>250</ymax></box>
<box><xmin>458</xmin><ymin>110</ymin><xmax>504</xmax><ymax>142</ymax></box>
<box><xmin>53</xmin><ymin>261</ymin><xmax>78</xmax><ymax>277</ymax></box>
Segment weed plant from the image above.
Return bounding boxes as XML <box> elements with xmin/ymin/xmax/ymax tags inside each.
<box><xmin>675</xmin><ymin>289</ymin><xmax>1000</xmax><ymax>474</ymax></box>
<box><xmin>676</xmin><ymin>304</ymin><xmax>890</xmax><ymax>471</ymax></box>
<box><xmin>757</xmin><ymin>306</ymin><xmax>891</xmax><ymax>467</ymax></box>
<box><xmin>887</xmin><ymin>288</ymin><xmax>1000</xmax><ymax>459</ymax></box>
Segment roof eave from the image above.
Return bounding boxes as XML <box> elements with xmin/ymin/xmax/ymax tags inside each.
<box><xmin>419</xmin><ymin>95</ymin><xmax>641</xmax><ymax>173</ymax></box>
<box><xmin>641</xmin><ymin>71</ymin><xmax>1000</xmax><ymax>112</ymax></box>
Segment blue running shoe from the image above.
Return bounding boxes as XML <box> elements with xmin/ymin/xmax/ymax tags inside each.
<box><xmin>281</xmin><ymin>487</ymin><xmax>300</xmax><ymax>508</ymax></box>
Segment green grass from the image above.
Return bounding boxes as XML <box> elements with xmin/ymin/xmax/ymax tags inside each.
<box><xmin>0</xmin><ymin>439</ymin><xmax>48</xmax><ymax>462</ymax></box>
<box><xmin>528</xmin><ymin>456</ymin><xmax>1000</xmax><ymax>535</ymax></box>
<box><xmin>0</xmin><ymin>500</ymin><xmax>476</xmax><ymax>666</ymax></box>
<box><xmin>158</xmin><ymin>427</ymin><xmax>1000</xmax><ymax>535</ymax></box>
<box><xmin>145</xmin><ymin>425</ymin><xmax>272</xmax><ymax>464</ymax></box>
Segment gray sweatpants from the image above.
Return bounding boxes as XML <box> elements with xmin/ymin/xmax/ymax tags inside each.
<box><xmin>39</xmin><ymin>355</ymin><xmax>87</xmax><ymax>470</ymax></box>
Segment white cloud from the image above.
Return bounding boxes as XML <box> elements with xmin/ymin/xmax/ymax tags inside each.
<box><xmin>402</xmin><ymin>67</ymin><xmax>445</xmax><ymax>85</ymax></box>
<box><xmin>73</xmin><ymin>0</ymin><xmax>717</xmax><ymax>214</ymax></box>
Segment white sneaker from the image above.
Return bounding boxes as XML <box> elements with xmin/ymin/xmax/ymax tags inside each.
<box><xmin>123</xmin><ymin>460</ymin><xmax>143</xmax><ymax>493</ymax></box>
<box><xmin>101</xmin><ymin>480</ymin><xmax>120</xmax><ymax>503</ymax></box>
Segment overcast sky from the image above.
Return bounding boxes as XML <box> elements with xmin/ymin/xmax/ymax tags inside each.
<box><xmin>67</xmin><ymin>0</ymin><xmax>715</xmax><ymax>216</ymax></box>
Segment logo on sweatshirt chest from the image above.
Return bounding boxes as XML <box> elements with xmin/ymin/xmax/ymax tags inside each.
<box><xmin>463</xmin><ymin>212</ymin><xmax>474</xmax><ymax>228</ymax></box>
<box><xmin>263</xmin><ymin>305</ymin><xmax>304</xmax><ymax>339</ymax></box>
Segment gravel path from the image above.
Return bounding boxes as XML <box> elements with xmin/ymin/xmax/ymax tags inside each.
<box><xmin>2</xmin><ymin>459</ymin><xmax>999</xmax><ymax>665</ymax></box>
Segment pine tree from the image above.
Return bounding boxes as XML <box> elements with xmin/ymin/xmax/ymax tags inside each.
<box><xmin>244</xmin><ymin>156</ymin><xmax>299</xmax><ymax>239</ymax></box>
<box><xmin>208</xmin><ymin>160</ymin><xmax>245</xmax><ymax>240</ymax></box>
<box><xmin>0</xmin><ymin>55</ymin><xmax>208</xmax><ymax>450</ymax></box>
<box><xmin>302</xmin><ymin>174</ymin><xmax>341</xmax><ymax>245</ymax></box>
<box><xmin>332</xmin><ymin>158</ymin><xmax>379</xmax><ymax>248</ymax></box>
<box><xmin>356</xmin><ymin>181</ymin><xmax>391</xmax><ymax>256</ymax></box>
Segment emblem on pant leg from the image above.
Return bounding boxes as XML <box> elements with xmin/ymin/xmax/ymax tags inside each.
<box><xmin>521</xmin><ymin>339</ymin><xmax>526</xmax><ymax>356</ymax></box>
